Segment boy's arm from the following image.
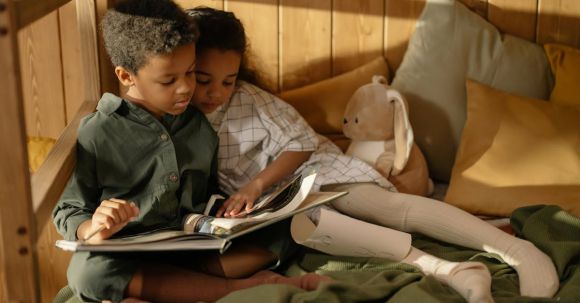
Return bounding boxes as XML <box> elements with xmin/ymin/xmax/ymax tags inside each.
<box><xmin>217</xmin><ymin>150</ymin><xmax>312</xmax><ymax>217</ymax></box>
<box><xmin>52</xmin><ymin>140</ymin><xmax>101</xmax><ymax>241</ymax></box>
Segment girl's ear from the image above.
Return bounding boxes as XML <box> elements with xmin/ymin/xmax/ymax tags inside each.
<box><xmin>115</xmin><ymin>66</ymin><xmax>135</xmax><ymax>87</ymax></box>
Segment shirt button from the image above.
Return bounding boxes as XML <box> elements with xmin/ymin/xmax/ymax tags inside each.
<box><xmin>169</xmin><ymin>173</ymin><xmax>178</xmax><ymax>182</ymax></box>
<box><xmin>160</xmin><ymin>133</ymin><xmax>169</xmax><ymax>141</ymax></box>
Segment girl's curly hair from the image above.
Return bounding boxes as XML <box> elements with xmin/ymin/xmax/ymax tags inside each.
<box><xmin>186</xmin><ymin>7</ymin><xmax>271</xmax><ymax>92</ymax></box>
<box><xmin>102</xmin><ymin>0</ymin><xmax>198</xmax><ymax>74</ymax></box>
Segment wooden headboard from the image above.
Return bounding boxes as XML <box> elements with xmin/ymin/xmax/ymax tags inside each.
<box><xmin>2</xmin><ymin>0</ymin><xmax>579</xmax><ymax>301</ymax></box>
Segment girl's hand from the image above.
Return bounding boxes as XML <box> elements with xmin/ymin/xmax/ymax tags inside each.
<box><xmin>85</xmin><ymin>198</ymin><xmax>139</xmax><ymax>242</ymax></box>
<box><xmin>217</xmin><ymin>182</ymin><xmax>263</xmax><ymax>217</ymax></box>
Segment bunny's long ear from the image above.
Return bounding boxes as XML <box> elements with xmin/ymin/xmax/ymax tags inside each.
<box><xmin>388</xmin><ymin>89</ymin><xmax>413</xmax><ymax>176</ymax></box>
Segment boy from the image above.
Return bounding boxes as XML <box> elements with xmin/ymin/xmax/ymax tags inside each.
<box><xmin>53</xmin><ymin>1</ymin><xmax>328</xmax><ymax>302</ymax></box>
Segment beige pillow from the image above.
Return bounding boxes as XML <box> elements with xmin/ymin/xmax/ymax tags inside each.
<box><xmin>279</xmin><ymin>56</ymin><xmax>390</xmax><ymax>151</ymax></box>
<box><xmin>391</xmin><ymin>0</ymin><xmax>553</xmax><ymax>182</ymax></box>
<box><xmin>445</xmin><ymin>80</ymin><xmax>580</xmax><ymax>217</ymax></box>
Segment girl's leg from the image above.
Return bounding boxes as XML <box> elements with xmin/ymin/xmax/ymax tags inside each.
<box><xmin>200</xmin><ymin>243</ymin><xmax>279</xmax><ymax>278</ymax></box>
<box><xmin>297</xmin><ymin>208</ymin><xmax>492</xmax><ymax>303</ymax></box>
<box><xmin>126</xmin><ymin>264</ymin><xmax>331</xmax><ymax>303</ymax></box>
<box><xmin>327</xmin><ymin>183</ymin><xmax>558</xmax><ymax>297</ymax></box>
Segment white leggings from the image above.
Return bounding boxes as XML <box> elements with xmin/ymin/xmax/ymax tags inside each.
<box><xmin>322</xmin><ymin>182</ymin><xmax>515</xmax><ymax>255</ymax></box>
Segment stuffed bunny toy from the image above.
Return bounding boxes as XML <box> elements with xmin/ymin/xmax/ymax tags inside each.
<box><xmin>343</xmin><ymin>75</ymin><xmax>413</xmax><ymax>177</ymax></box>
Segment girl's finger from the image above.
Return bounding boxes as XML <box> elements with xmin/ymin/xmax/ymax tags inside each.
<box><xmin>129</xmin><ymin>202</ymin><xmax>140</xmax><ymax>217</ymax></box>
<box><xmin>228</xmin><ymin>200</ymin><xmax>245</xmax><ymax>216</ymax></box>
<box><xmin>245</xmin><ymin>200</ymin><xmax>255</xmax><ymax>212</ymax></box>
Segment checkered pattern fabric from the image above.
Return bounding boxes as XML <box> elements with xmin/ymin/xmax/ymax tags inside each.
<box><xmin>206</xmin><ymin>81</ymin><xmax>396</xmax><ymax>195</ymax></box>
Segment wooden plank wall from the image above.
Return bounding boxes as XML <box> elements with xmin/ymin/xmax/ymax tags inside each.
<box><xmin>21</xmin><ymin>0</ymin><xmax>580</xmax><ymax>138</ymax></box>
<box><xmin>15</xmin><ymin>0</ymin><xmax>580</xmax><ymax>301</ymax></box>
<box><xmin>172</xmin><ymin>0</ymin><xmax>580</xmax><ymax>92</ymax></box>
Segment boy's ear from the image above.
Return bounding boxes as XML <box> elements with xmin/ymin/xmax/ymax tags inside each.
<box><xmin>115</xmin><ymin>66</ymin><xmax>135</xmax><ymax>87</ymax></box>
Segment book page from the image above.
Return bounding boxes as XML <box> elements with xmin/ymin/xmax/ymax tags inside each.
<box><xmin>55</xmin><ymin>230</ymin><xmax>228</xmax><ymax>252</ymax></box>
<box><xmin>224</xmin><ymin>191</ymin><xmax>348</xmax><ymax>241</ymax></box>
<box><xmin>209</xmin><ymin>167</ymin><xmax>317</xmax><ymax>231</ymax></box>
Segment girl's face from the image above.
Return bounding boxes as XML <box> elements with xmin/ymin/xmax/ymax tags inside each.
<box><xmin>191</xmin><ymin>49</ymin><xmax>242</xmax><ymax>114</ymax></box>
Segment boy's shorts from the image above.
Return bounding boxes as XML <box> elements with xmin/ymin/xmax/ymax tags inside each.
<box><xmin>68</xmin><ymin>218</ymin><xmax>299</xmax><ymax>302</ymax></box>
<box><xmin>67</xmin><ymin>249</ymin><xmax>217</xmax><ymax>302</ymax></box>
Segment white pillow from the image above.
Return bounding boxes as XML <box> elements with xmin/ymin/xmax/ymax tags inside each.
<box><xmin>391</xmin><ymin>0</ymin><xmax>553</xmax><ymax>182</ymax></box>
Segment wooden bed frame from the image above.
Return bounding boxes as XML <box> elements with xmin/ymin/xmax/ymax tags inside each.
<box><xmin>1</xmin><ymin>0</ymin><xmax>579</xmax><ymax>301</ymax></box>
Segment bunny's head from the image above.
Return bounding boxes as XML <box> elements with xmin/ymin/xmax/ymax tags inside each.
<box><xmin>343</xmin><ymin>75</ymin><xmax>413</xmax><ymax>175</ymax></box>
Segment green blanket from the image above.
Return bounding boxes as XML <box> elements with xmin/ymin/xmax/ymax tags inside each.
<box><xmin>57</xmin><ymin>205</ymin><xmax>580</xmax><ymax>303</ymax></box>
<box><xmin>216</xmin><ymin>205</ymin><xmax>580</xmax><ymax>303</ymax></box>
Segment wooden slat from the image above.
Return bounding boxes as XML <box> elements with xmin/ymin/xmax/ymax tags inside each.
<box><xmin>227</xmin><ymin>0</ymin><xmax>279</xmax><ymax>92</ymax></box>
<box><xmin>32</xmin><ymin>100</ymin><xmax>97</xmax><ymax>241</ymax></box>
<box><xmin>37</xmin><ymin>223</ymin><xmax>71</xmax><ymax>303</ymax></box>
<box><xmin>18</xmin><ymin>11</ymin><xmax>67</xmax><ymax>139</ymax></box>
<box><xmin>280</xmin><ymin>0</ymin><xmax>332</xmax><ymax>90</ymax></box>
<box><xmin>332</xmin><ymin>0</ymin><xmax>384</xmax><ymax>76</ymax></box>
<box><xmin>0</xmin><ymin>1</ymin><xmax>39</xmax><ymax>301</ymax></box>
<box><xmin>537</xmin><ymin>0</ymin><xmax>580</xmax><ymax>48</ymax></box>
<box><xmin>14</xmin><ymin>0</ymin><xmax>72</xmax><ymax>29</ymax></box>
<box><xmin>488</xmin><ymin>0</ymin><xmax>537</xmax><ymax>41</ymax></box>
<box><xmin>76</xmin><ymin>0</ymin><xmax>102</xmax><ymax>103</ymax></box>
<box><xmin>59</xmin><ymin>1</ymin><xmax>85</xmax><ymax>124</ymax></box>
<box><xmin>384</xmin><ymin>0</ymin><xmax>425</xmax><ymax>74</ymax></box>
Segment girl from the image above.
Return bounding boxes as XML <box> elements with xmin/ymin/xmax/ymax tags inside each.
<box><xmin>186</xmin><ymin>7</ymin><xmax>559</xmax><ymax>303</ymax></box>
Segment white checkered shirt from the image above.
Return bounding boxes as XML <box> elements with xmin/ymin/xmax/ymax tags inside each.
<box><xmin>206</xmin><ymin>81</ymin><xmax>396</xmax><ymax>195</ymax></box>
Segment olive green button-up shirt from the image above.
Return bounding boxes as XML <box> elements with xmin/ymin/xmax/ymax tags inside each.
<box><xmin>53</xmin><ymin>93</ymin><xmax>219</xmax><ymax>241</ymax></box>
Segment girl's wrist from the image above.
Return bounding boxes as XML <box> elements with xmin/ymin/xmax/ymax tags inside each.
<box><xmin>251</xmin><ymin>178</ymin><xmax>265</xmax><ymax>195</ymax></box>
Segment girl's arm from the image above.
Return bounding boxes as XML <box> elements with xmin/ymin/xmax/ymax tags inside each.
<box><xmin>217</xmin><ymin>150</ymin><xmax>312</xmax><ymax>217</ymax></box>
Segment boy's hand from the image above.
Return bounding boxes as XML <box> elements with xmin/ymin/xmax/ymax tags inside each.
<box><xmin>83</xmin><ymin>198</ymin><xmax>139</xmax><ymax>242</ymax></box>
<box><xmin>217</xmin><ymin>182</ymin><xmax>262</xmax><ymax>218</ymax></box>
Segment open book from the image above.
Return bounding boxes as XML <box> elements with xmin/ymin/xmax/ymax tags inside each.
<box><xmin>55</xmin><ymin>167</ymin><xmax>347</xmax><ymax>253</ymax></box>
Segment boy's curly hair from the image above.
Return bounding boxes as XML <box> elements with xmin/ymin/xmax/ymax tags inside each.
<box><xmin>102</xmin><ymin>0</ymin><xmax>198</xmax><ymax>74</ymax></box>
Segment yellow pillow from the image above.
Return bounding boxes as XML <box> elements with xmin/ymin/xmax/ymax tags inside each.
<box><xmin>544</xmin><ymin>43</ymin><xmax>580</xmax><ymax>107</ymax></box>
<box><xmin>28</xmin><ymin>136</ymin><xmax>56</xmax><ymax>173</ymax></box>
<box><xmin>279</xmin><ymin>56</ymin><xmax>390</xmax><ymax>151</ymax></box>
<box><xmin>445</xmin><ymin>80</ymin><xmax>580</xmax><ymax>217</ymax></box>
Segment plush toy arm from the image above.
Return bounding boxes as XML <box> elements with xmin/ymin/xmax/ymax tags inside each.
<box><xmin>375</xmin><ymin>150</ymin><xmax>395</xmax><ymax>177</ymax></box>
<box><xmin>387</xmin><ymin>143</ymin><xmax>433</xmax><ymax>196</ymax></box>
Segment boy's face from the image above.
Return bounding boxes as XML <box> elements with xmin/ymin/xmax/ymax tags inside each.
<box><xmin>118</xmin><ymin>43</ymin><xmax>197</xmax><ymax>118</ymax></box>
<box><xmin>190</xmin><ymin>49</ymin><xmax>241</xmax><ymax>114</ymax></box>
